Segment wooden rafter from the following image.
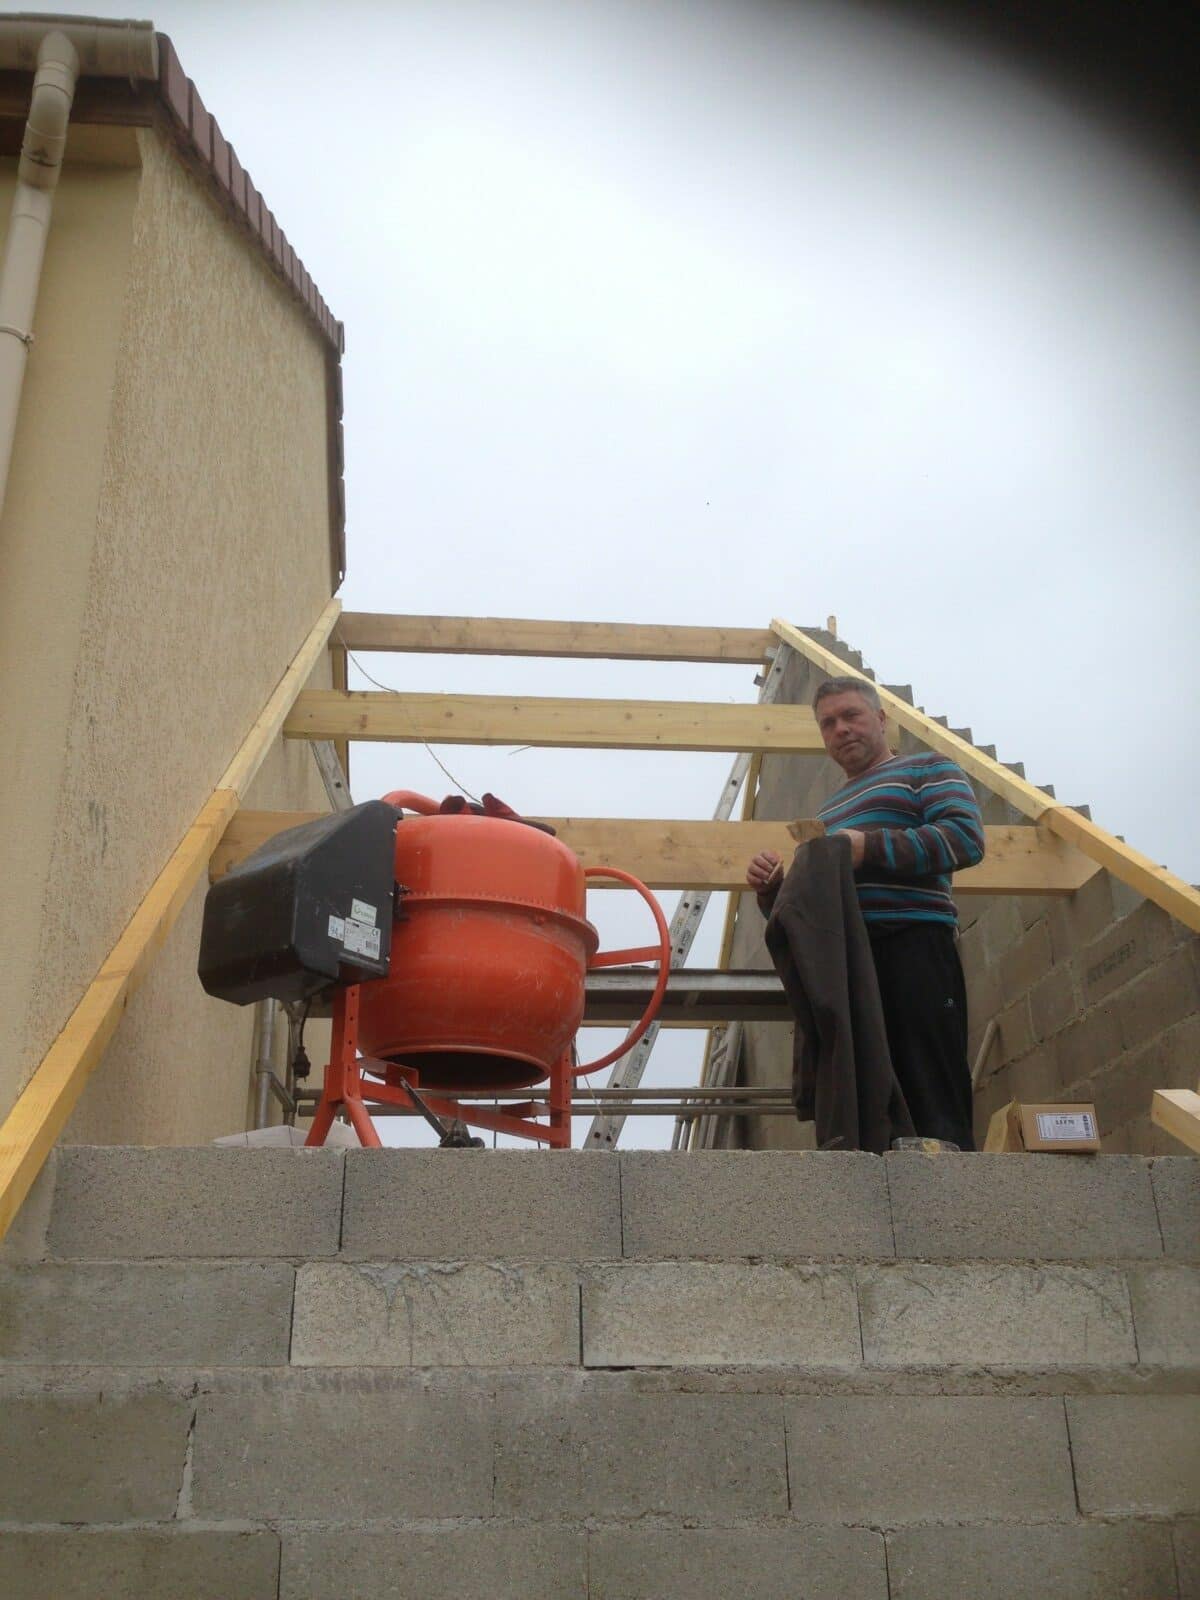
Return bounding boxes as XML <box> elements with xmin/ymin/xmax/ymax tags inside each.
<box><xmin>1151</xmin><ymin>1089</ymin><xmax>1200</xmax><ymax>1154</ymax></box>
<box><xmin>771</xmin><ymin>618</ymin><xmax>1200</xmax><ymax>934</ymax></box>
<box><xmin>337</xmin><ymin>612</ymin><xmax>775</xmax><ymax>663</ymax></box>
<box><xmin>0</xmin><ymin>599</ymin><xmax>342</xmax><ymax>1241</ymax></box>
<box><xmin>212</xmin><ymin>812</ymin><xmax>1100</xmax><ymax>896</ymax></box>
<box><xmin>283</xmin><ymin>689</ymin><xmax>826</xmax><ymax>753</ymax></box>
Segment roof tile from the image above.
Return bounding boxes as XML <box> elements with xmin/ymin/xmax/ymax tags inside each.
<box><xmin>210</xmin><ymin>120</ymin><xmax>230</xmax><ymax>190</ymax></box>
<box><xmin>188</xmin><ymin>81</ymin><xmax>211</xmax><ymax>161</ymax></box>
<box><xmin>158</xmin><ymin>35</ymin><xmax>188</xmax><ymax>126</ymax></box>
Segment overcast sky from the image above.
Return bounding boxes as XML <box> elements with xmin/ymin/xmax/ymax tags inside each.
<box><xmin>83</xmin><ymin>1</ymin><xmax>1200</xmax><ymax>1144</ymax></box>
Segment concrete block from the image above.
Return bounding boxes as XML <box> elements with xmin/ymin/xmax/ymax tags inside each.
<box><xmin>1176</xmin><ymin>1522</ymin><xmax>1200</xmax><ymax>1600</ymax></box>
<box><xmin>0</xmin><ymin>1531</ymin><xmax>280</xmax><ymax>1600</ymax></box>
<box><xmin>885</xmin><ymin>1152</ymin><xmax>1162</xmax><ymax>1260</ymax></box>
<box><xmin>192</xmin><ymin>1387</ymin><xmax>494</xmax><ymax>1519</ymax></box>
<box><xmin>46</xmin><ymin>1147</ymin><xmax>344</xmax><ymax>1258</ymax></box>
<box><xmin>619</xmin><ymin>1152</ymin><xmax>893</xmax><ymax>1259</ymax></box>
<box><xmin>0</xmin><ymin>1149</ymin><xmax>56</xmax><ymax>1264</ymax></box>
<box><xmin>292</xmin><ymin>1261</ymin><xmax>580</xmax><ymax>1366</ymax></box>
<box><xmin>998</xmin><ymin>920</ymin><xmax>1052</xmax><ymax>1008</ymax></box>
<box><xmin>1153</xmin><ymin>1158</ymin><xmax>1200</xmax><ymax>1259</ymax></box>
<box><xmin>1054</xmin><ymin>1002</ymin><xmax>1122</xmax><ymax>1085</ymax></box>
<box><xmin>281</xmin><ymin>1527</ymin><xmax>586</xmax><ymax>1600</ymax></box>
<box><xmin>996</xmin><ymin>997</ymin><xmax>1035</xmax><ymax>1064</ymax></box>
<box><xmin>1128</xmin><ymin>1264</ymin><xmax>1200</xmax><ymax>1367</ymax></box>
<box><xmin>979</xmin><ymin>896</ymin><xmax>1024</xmax><ymax>965</ymax></box>
<box><xmin>0</xmin><ymin>1261</ymin><xmax>294</xmax><ymax>1365</ymax></box>
<box><xmin>0</xmin><ymin>1392</ymin><xmax>189</xmax><ymax>1521</ymax></box>
<box><xmin>1115</xmin><ymin>949</ymin><xmax>1200</xmax><ymax>1052</ymax></box>
<box><xmin>587</xmin><ymin>1526</ymin><xmax>888</xmax><ymax>1600</ymax></box>
<box><xmin>1067</xmin><ymin>1395</ymin><xmax>1200</xmax><ymax>1515</ymax></box>
<box><xmin>1047</xmin><ymin>872</ymin><xmax>1116</xmax><ymax>964</ymax></box>
<box><xmin>494</xmin><ymin>1390</ymin><xmax>787</xmax><ymax>1518</ymax></box>
<box><xmin>341</xmin><ymin>1150</ymin><xmax>620</xmax><ymax>1260</ymax></box>
<box><xmin>1089</xmin><ymin>1017</ymin><xmax>1200</xmax><ymax>1134</ymax></box>
<box><xmin>784</xmin><ymin>1395</ymin><xmax>1074</xmax><ymax>1523</ymax></box>
<box><xmin>859</xmin><ymin>1263</ymin><xmax>1136</xmax><ymax>1369</ymax></box>
<box><xmin>582</xmin><ymin>1263</ymin><xmax>860</xmax><ymax>1368</ymax></box>
<box><xmin>1029</xmin><ymin>964</ymin><xmax>1078</xmax><ymax>1041</ymax></box>
<box><xmin>1080</xmin><ymin>902</ymin><xmax>1176</xmax><ymax>1007</ymax></box>
<box><xmin>1007</xmin><ymin>1044</ymin><xmax>1065</xmax><ymax>1104</ymax></box>
<box><xmin>887</xmin><ymin>1522</ymin><xmax>1177</xmax><ymax>1599</ymax></box>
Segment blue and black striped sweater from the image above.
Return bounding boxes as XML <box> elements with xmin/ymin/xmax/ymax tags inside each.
<box><xmin>818</xmin><ymin>751</ymin><xmax>985</xmax><ymax>932</ymax></box>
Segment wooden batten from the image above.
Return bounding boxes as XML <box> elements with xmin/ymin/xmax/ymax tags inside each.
<box><xmin>283</xmin><ymin>690</ymin><xmax>825</xmax><ymax>754</ymax></box>
<box><xmin>337</xmin><ymin>612</ymin><xmax>776</xmax><ymax>663</ymax></box>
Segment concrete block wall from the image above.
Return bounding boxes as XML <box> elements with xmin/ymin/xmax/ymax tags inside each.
<box><xmin>964</xmin><ymin>868</ymin><xmax>1200</xmax><ymax>1154</ymax></box>
<box><xmin>1</xmin><ymin>1146</ymin><xmax>1197</xmax><ymax>1598</ymax></box>
<box><xmin>727</xmin><ymin>630</ymin><xmax>1200</xmax><ymax>1156</ymax></box>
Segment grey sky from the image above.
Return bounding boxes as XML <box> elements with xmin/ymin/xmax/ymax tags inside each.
<box><xmin>75</xmin><ymin>1</ymin><xmax>1200</xmax><ymax>1142</ymax></box>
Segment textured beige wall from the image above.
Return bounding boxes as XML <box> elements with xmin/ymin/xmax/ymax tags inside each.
<box><xmin>0</xmin><ymin>122</ymin><xmax>336</xmax><ymax>1145</ymax></box>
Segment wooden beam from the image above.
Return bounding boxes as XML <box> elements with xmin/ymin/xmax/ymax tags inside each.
<box><xmin>337</xmin><ymin>612</ymin><xmax>776</xmax><ymax>663</ymax></box>
<box><xmin>283</xmin><ymin>690</ymin><xmax>825</xmax><ymax>753</ymax></box>
<box><xmin>771</xmin><ymin>618</ymin><xmax>1200</xmax><ymax>935</ymax></box>
<box><xmin>1151</xmin><ymin>1089</ymin><xmax>1200</xmax><ymax>1154</ymax></box>
<box><xmin>213</xmin><ymin>813</ymin><xmax>1100</xmax><ymax>895</ymax></box>
<box><xmin>0</xmin><ymin>790</ymin><xmax>239</xmax><ymax>1240</ymax></box>
<box><xmin>329</xmin><ymin>635</ymin><xmax>350</xmax><ymax>790</ymax></box>
<box><xmin>0</xmin><ymin>598</ymin><xmax>343</xmax><ymax>1243</ymax></box>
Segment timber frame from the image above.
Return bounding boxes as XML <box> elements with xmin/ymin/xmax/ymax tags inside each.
<box><xmin>3</xmin><ymin>607</ymin><xmax>1198</xmax><ymax>1237</ymax></box>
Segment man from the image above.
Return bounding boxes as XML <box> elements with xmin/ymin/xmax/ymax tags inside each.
<box><xmin>746</xmin><ymin>676</ymin><xmax>985</xmax><ymax>1150</ymax></box>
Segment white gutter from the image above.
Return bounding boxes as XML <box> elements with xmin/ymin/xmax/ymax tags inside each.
<box><xmin>0</xmin><ymin>15</ymin><xmax>158</xmax><ymax>517</ymax></box>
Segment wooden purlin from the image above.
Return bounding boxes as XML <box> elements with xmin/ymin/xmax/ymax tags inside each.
<box><xmin>0</xmin><ymin>599</ymin><xmax>342</xmax><ymax>1242</ymax></box>
<box><xmin>213</xmin><ymin>812</ymin><xmax>1100</xmax><ymax>896</ymax></box>
<box><xmin>771</xmin><ymin>618</ymin><xmax>1200</xmax><ymax>935</ymax></box>
<box><xmin>283</xmin><ymin>689</ymin><xmax>826</xmax><ymax>753</ymax></box>
<box><xmin>338</xmin><ymin>612</ymin><xmax>776</xmax><ymax>663</ymax></box>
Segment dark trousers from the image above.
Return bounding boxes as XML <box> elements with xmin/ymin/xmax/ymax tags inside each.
<box><xmin>870</xmin><ymin>923</ymin><xmax>975</xmax><ymax>1150</ymax></box>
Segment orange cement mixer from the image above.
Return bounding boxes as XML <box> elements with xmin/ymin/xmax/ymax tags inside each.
<box><xmin>305</xmin><ymin>791</ymin><xmax>671</xmax><ymax>1148</ymax></box>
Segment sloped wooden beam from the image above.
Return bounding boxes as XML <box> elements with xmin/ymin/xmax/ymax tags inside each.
<box><xmin>283</xmin><ymin>690</ymin><xmax>825</xmax><ymax>753</ymax></box>
<box><xmin>771</xmin><ymin>618</ymin><xmax>1200</xmax><ymax>934</ymax></box>
<box><xmin>0</xmin><ymin>598</ymin><xmax>342</xmax><ymax>1242</ymax></box>
<box><xmin>1151</xmin><ymin>1089</ymin><xmax>1200</xmax><ymax>1154</ymax></box>
<box><xmin>338</xmin><ymin>612</ymin><xmax>776</xmax><ymax>663</ymax></box>
<box><xmin>213</xmin><ymin>812</ymin><xmax>1100</xmax><ymax>895</ymax></box>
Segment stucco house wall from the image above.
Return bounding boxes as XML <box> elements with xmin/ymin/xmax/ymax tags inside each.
<box><xmin>0</xmin><ymin>107</ymin><xmax>341</xmax><ymax>1144</ymax></box>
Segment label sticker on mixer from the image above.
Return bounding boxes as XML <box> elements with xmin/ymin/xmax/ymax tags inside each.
<box><xmin>327</xmin><ymin>915</ymin><xmax>346</xmax><ymax>942</ymax></box>
<box><xmin>342</xmin><ymin>918</ymin><xmax>381</xmax><ymax>960</ymax></box>
<box><xmin>351</xmin><ymin>898</ymin><xmax>378</xmax><ymax>927</ymax></box>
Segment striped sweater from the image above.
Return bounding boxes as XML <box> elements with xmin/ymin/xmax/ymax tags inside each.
<box><xmin>817</xmin><ymin>751</ymin><xmax>985</xmax><ymax>932</ymax></box>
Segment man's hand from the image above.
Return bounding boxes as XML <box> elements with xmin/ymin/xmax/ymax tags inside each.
<box><xmin>746</xmin><ymin>849</ymin><xmax>784</xmax><ymax>892</ymax></box>
<box><xmin>842</xmin><ymin>829</ymin><xmax>867</xmax><ymax>868</ymax></box>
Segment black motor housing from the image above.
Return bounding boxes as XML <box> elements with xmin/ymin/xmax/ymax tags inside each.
<box><xmin>198</xmin><ymin>800</ymin><xmax>397</xmax><ymax>1006</ymax></box>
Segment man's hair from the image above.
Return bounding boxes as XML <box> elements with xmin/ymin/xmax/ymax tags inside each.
<box><xmin>811</xmin><ymin>676</ymin><xmax>882</xmax><ymax>714</ymax></box>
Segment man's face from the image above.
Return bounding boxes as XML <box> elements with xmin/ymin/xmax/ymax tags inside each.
<box><xmin>815</xmin><ymin>690</ymin><xmax>890</xmax><ymax>777</ymax></box>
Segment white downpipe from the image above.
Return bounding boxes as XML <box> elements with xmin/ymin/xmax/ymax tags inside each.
<box><xmin>0</xmin><ymin>17</ymin><xmax>160</xmax><ymax>519</ymax></box>
<box><xmin>0</xmin><ymin>28</ymin><xmax>78</xmax><ymax>517</ymax></box>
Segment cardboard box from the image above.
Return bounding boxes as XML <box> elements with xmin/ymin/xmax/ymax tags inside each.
<box><xmin>984</xmin><ymin>1100</ymin><xmax>1101</xmax><ymax>1154</ymax></box>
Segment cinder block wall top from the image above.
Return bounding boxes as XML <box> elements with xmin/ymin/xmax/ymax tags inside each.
<box><xmin>0</xmin><ymin>116</ymin><xmax>339</xmax><ymax>1145</ymax></box>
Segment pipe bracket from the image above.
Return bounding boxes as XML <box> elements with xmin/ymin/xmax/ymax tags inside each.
<box><xmin>0</xmin><ymin>324</ymin><xmax>33</xmax><ymax>346</ymax></box>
